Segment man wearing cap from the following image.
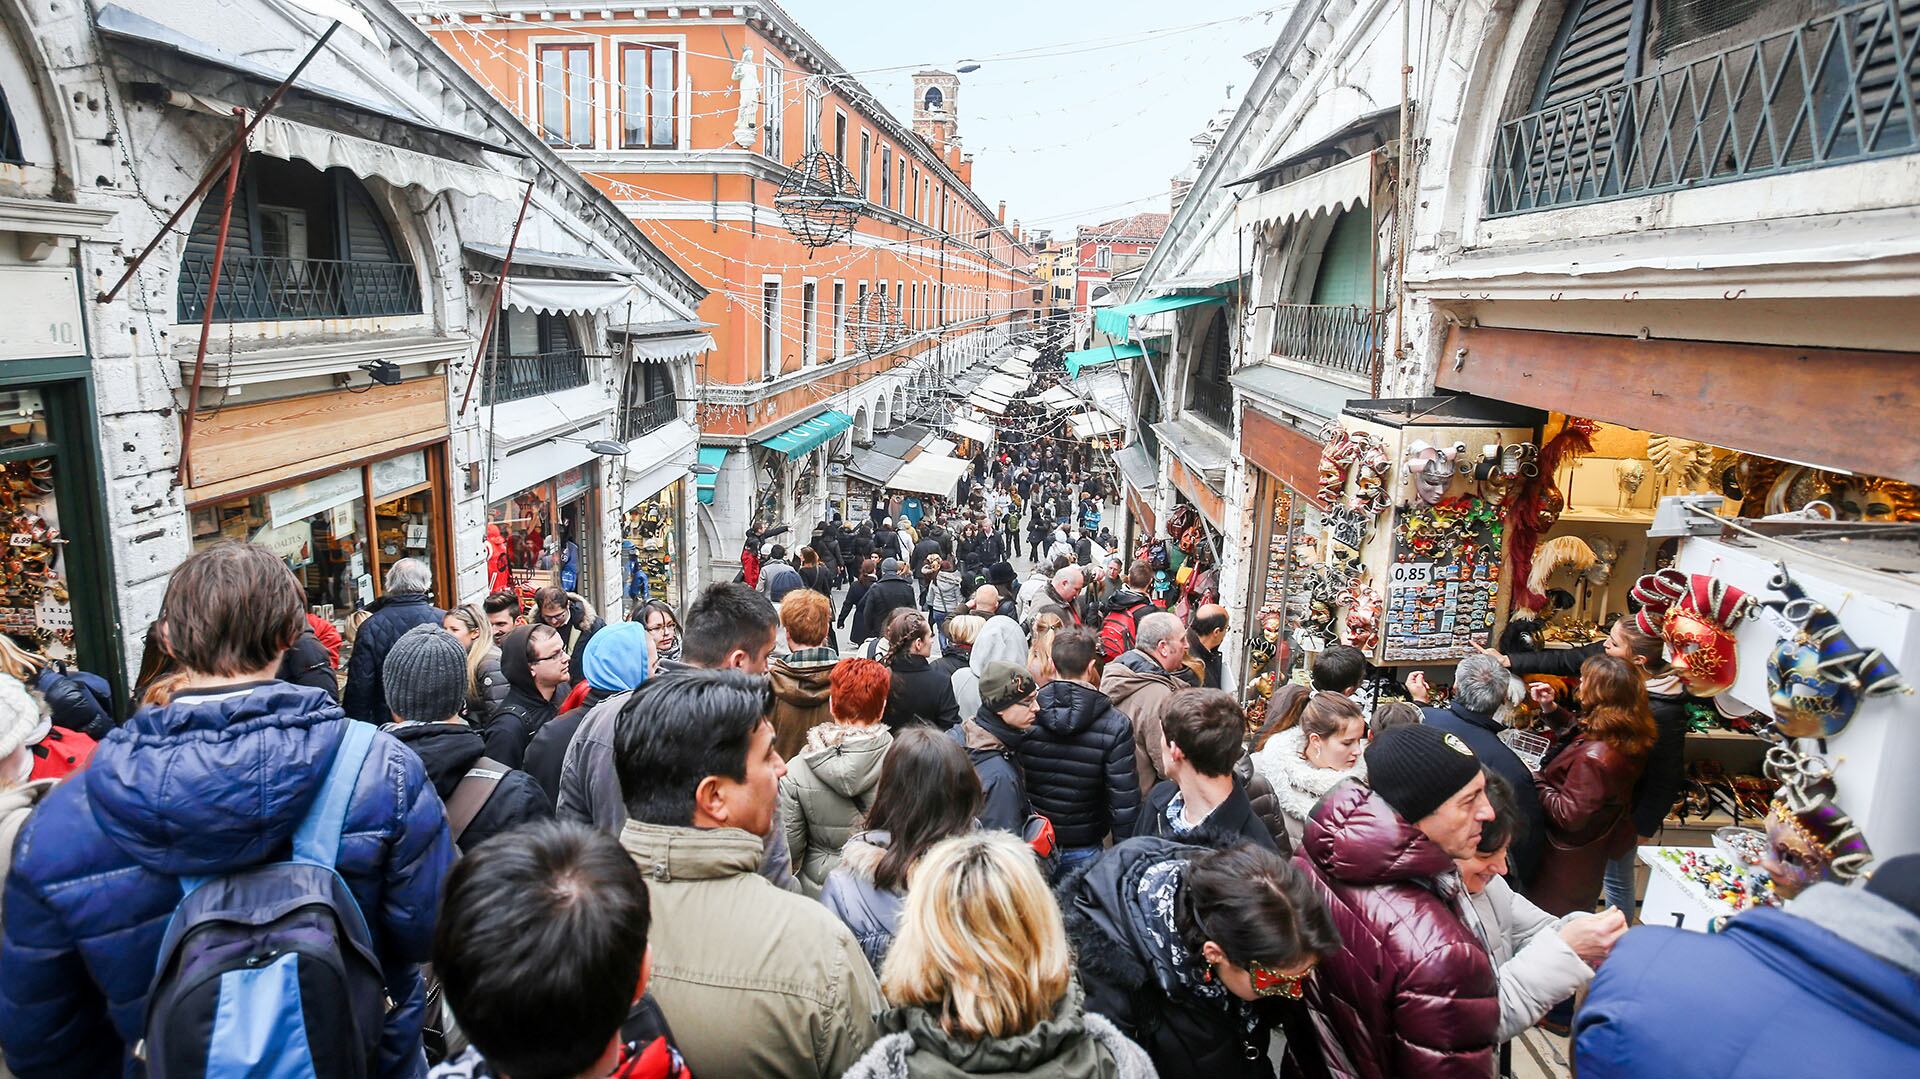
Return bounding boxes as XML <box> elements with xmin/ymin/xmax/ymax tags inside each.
<box><xmin>950</xmin><ymin>661</ymin><xmax>1040</xmax><ymax>835</ymax></box>
<box><xmin>1293</xmin><ymin>724</ymin><xmax>1500</xmax><ymax>1079</ymax></box>
<box><xmin>379</xmin><ymin>624</ymin><xmax>551</xmax><ymax>853</ymax></box>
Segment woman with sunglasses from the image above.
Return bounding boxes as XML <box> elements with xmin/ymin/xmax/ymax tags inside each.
<box><xmin>1061</xmin><ymin>840</ymin><xmax>1340</xmax><ymax>1078</ymax></box>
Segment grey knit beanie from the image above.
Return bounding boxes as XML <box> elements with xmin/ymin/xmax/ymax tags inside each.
<box><xmin>382</xmin><ymin>624</ymin><xmax>470</xmax><ymax>724</ymax></box>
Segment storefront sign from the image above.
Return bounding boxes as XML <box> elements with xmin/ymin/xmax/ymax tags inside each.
<box><xmin>1240</xmin><ymin>405</ymin><xmax>1328</xmax><ymax>506</ymax></box>
<box><xmin>255</xmin><ymin>519</ymin><xmax>315</xmax><ymax>568</ymax></box>
<box><xmin>269</xmin><ymin>468</ymin><xmax>363</xmax><ymax>529</ymax></box>
<box><xmin>0</xmin><ymin>268</ymin><xmax>82</xmax><ymax>362</ymax></box>
<box><xmin>371</xmin><ymin>451</ymin><xmax>428</xmax><ymax>499</ymax></box>
<box><xmin>557</xmin><ymin>464</ymin><xmax>593</xmax><ymax>503</ymax></box>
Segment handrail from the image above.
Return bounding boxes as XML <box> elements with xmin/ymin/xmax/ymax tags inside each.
<box><xmin>176</xmin><ymin>254</ymin><xmax>421</xmax><ymax>322</ymax></box>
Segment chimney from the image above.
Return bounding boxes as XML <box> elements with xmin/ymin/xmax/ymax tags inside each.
<box><xmin>997</xmin><ymin>200</ymin><xmax>1006</xmax><ymax>224</ymax></box>
<box><xmin>958</xmin><ymin>153</ymin><xmax>974</xmax><ymax>185</ymax></box>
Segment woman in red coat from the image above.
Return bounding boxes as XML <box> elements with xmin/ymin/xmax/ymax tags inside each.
<box><xmin>1527</xmin><ymin>655</ymin><xmax>1656</xmax><ymax>916</ymax></box>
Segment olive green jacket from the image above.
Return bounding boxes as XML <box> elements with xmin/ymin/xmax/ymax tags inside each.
<box><xmin>618</xmin><ymin>819</ymin><xmax>882</xmax><ymax>1077</ymax></box>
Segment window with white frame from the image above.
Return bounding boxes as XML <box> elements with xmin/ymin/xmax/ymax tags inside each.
<box><xmin>859</xmin><ymin>132</ymin><xmax>871</xmax><ymax>198</ymax></box>
<box><xmin>804</xmin><ymin>79</ymin><xmax>822</xmax><ymax>152</ymax></box>
<box><xmin>834</xmin><ymin>111</ymin><xmax>848</xmax><ymax>163</ymax></box>
<box><xmin>761</xmin><ymin>279</ymin><xmax>781</xmax><ymax>379</ymax></box>
<box><xmin>538</xmin><ymin>44</ymin><xmax>594</xmax><ymax>148</ymax></box>
<box><xmin>801</xmin><ymin>280</ymin><xmax>818</xmax><ymax>367</ymax></box>
<box><xmin>763</xmin><ymin>56</ymin><xmax>784</xmax><ymax>162</ymax></box>
<box><xmin>831</xmin><ymin>280</ymin><xmax>846</xmax><ymax>358</ymax></box>
<box><xmin>897</xmin><ymin>159</ymin><xmax>907</xmax><ymax>213</ymax></box>
<box><xmin>619</xmin><ymin>42</ymin><xmax>678</xmax><ymax>149</ymax></box>
<box><xmin>1095</xmin><ymin>244</ymin><xmax>1112</xmax><ymax>270</ymax></box>
<box><xmin>880</xmin><ymin>145</ymin><xmax>892</xmax><ymax>207</ymax></box>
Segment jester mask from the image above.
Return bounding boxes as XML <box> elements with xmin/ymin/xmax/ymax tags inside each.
<box><xmin>1633</xmin><ymin>570</ymin><xmax>1756</xmax><ymax>697</ymax></box>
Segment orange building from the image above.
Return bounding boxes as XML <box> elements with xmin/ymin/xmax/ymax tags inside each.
<box><xmin>404</xmin><ymin>2</ymin><xmax>1036</xmax><ymax>576</ymax></box>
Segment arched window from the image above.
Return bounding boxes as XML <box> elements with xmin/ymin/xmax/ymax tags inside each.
<box><xmin>1308</xmin><ymin>211</ymin><xmax>1378</xmax><ymax>307</ymax></box>
<box><xmin>176</xmin><ymin>154</ymin><xmax>418</xmax><ymax>322</ymax></box>
<box><xmin>1187</xmin><ymin>311</ymin><xmax>1233</xmax><ymax>430</ymax></box>
<box><xmin>923</xmin><ymin>86</ymin><xmax>944</xmax><ymax>113</ymax></box>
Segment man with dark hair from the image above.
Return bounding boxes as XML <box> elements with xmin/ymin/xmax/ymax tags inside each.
<box><xmin>1132</xmin><ymin>688</ymin><xmax>1277</xmax><ymax>851</ymax></box>
<box><xmin>343</xmin><ymin>556</ymin><xmax>445</xmax><ymax>722</ymax></box>
<box><xmin>951</xmin><ymin>661</ymin><xmax>1040</xmax><ymax>835</ymax></box>
<box><xmin>558</xmin><ymin>583</ymin><xmax>794</xmax><ymax>888</ymax></box>
<box><xmin>854</xmin><ymin>558</ymin><xmax>915</xmax><ymax>651</ymax></box>
<box><xmin>1018</xmin><ymin>627</ymin><xmax>1139</xmax><ymax>876</ymax></box>
<box><xmin>0</xmin><ymin>542</ymin><xmax>453</xmax><ymax>1076</ymax></box>
<box><xmin>1186</xmin><ymin>604</ymin><xmax>1230</xmax><ymax>689</ymax></box>
<box><xmin>429</xmin><ymin>820</ymin><xmax>688</xmax><ymax>1079</ymax></box>
<box><xmin>1095</xmin><ymin>560</ymin><xmax>1157</xmax><ymax>664</ymax></box>
<box><xmin>481</xmin><ymin>591</ymin><xmax>521</xmax><ymax>644</ymax></box>
<box><xmin>1311</xmin><ymin>644</ymin><xmax>1368</xmax><ymax>696</ymax></box>
<box><xmin>613</xmin><ymin>671</ymin><xmax>880</xmax><ymax>1076</ymax></box>
<box><xmin>755</xmin><ymin>544</ymin><xmax>802</xmax><ymax>603</ymax></box>
<box><xmin>473</xmin><ymin>591</ymin><xmax>522</xmax><ymax>719</ymax></box>
<box><xmin>536</xmin><ymin>585</ymin><xmax>606</xmax><ymax>674</ymax></box>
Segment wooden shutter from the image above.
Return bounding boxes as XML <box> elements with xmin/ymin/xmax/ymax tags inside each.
<box><xmin>1535</xmin><ymin>0</ymin><xmax>1642</xmax><ymax>109</ymax></box>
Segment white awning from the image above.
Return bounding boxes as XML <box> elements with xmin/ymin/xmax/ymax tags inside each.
<box><xmin>948</xmin><ymin>416</ymin><xmax>995</xmax><ymax>444</ymax></box>
<box><xmin>995</xmin><ymin>358</ymin><xmax>1032</xmax><ymax>377</ymax></box>
<box><xmin>968</xmin><ymin>392</ymin><xmax>1010</xmax><ymax>415</ymax></box>
<box><xmin>1078</xmin><ymin>368</ymin><xmax>1133</xmax><ymax>425</ymax></box>
<box><xmin>1239</xmin><ymin>151</ymin><xmax>1375</xmax><ymax>232</ymax></box>
<box><xmin>1016</xmin><ymin>345</ymin><xmax>1040</xmax><ymax>362</ymax></box>
<box><xmin>506</xmin><ymin>278</ymin><xmax>639</xmax><ymax>315</ymax></box>
<box><xmin>246</xmin><ymin>112</ymin><xmax>527</xmax><ymax>202</ymax></box>
<box><xmin>977</xmin><ymin>373</ymin><xmax>1028</xmax><ymax>398</ymax></box>
<box><xmin>1038</xmin><ymin>385</ymin><xmax>1080</xmax><ymax>411</ymax></box>
<box><xmin>1071</xmin><ymin>412</ymin><xmax>1123</xmax><ymax>439</ymax></box>
<box><xmin>887</xmin><ymin>452</ymin><xmax>973</xmax><ymax>496</ymax></box>
<box><xmin>919</xmin><ymin>437</ymin><xmax>957</xmax><ymax>459</ymax></box>
<box><xmin>629</xmin><ymin>333</ymin><xmax>714</xmax><ymax>363</ymax></box>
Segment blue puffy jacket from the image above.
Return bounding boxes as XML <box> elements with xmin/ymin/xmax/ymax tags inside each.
<box><xmin>343</xmin><ymin>593</ymin><xmax>446</xmax><ymax>722</ymax></box>
<box><xmin>0</xmin><ymin>682</ymin><xmax>454</xmax><ymax>1078</ymax></box>
<box><xmin>1574</xmin><ymin>883</ymin><xmax>1920</xmax><ymax>1078</ymax></box>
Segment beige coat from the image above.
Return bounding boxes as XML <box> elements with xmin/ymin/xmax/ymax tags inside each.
<box><xmin>1099</xmin><ymin>652</ymin><xmax>1182</xmax><ymax>796</ymax></box>
<box><xmin>618</xmin><ymin>820</ymin><xmax>882</xmax><ymax>1077</ymax></box>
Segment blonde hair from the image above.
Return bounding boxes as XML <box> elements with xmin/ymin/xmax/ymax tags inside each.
<box><xmin>1027</xmin><ymin>611</ymin><xmax>1064</xmax><ymax>684</ymax></box>
<box><xmin>0</xmin><ymin>637</ymin><xmax>47</xmax><ymax>681</ymax></box>
<box><xmin>445</xmin><ymin>603</ymin><xmax>492</xmax><ymax>699</ymax></box>
<box><xmin>942</xmin><ymin>614</ymin><xmax>985</xmax><ymax>649</ymax></box>
<box><xmin>880</xmin><ymin>833</ymin><xmax>1070</xmax><ymax>1040</ymax></box>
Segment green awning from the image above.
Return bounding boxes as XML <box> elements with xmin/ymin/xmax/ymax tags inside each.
<box><xmin>1065</xmin><ymin>342</ymin><xmax>1146</xmax><ymax>379</ymax></box>
<box><xmin>1093</xmin><ymin>293</ymin><xmax>1225</xmax><ymax>338</ymax></box>
<box><xmin>758</xmin><ymin>409</ymin><xmax>853</xmax><ymax>458</ymax></box>
<box><xmin>695</xmin><ymin>446</ymin><xmax>729</xmax><ymax>504</ymax></box>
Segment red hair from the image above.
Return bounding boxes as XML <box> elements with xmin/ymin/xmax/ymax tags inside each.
<box><xmin>831</xmin><ymin>658</ymin><xmax>892</xmax><ymax>724</ymax></box>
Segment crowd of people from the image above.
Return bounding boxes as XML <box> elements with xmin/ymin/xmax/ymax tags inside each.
<box><xmin>0</xmin><ymin>410</ymin><xmax>1917</xmax><ymax>1076</ymax></box>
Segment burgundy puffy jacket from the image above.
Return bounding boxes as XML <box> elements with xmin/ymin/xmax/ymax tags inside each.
<box><xmin>1293</xmin><ymin>781</ymin><xmax>1497</xmax><ymax>1079</ymax></box>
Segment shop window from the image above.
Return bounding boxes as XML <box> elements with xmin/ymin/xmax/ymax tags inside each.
<box><xmin>1</xmin><ymin>84</ymin><xmax>24</xmax><ymax>165</ymax></box>
<box><xmin>176</xmin><ymin>155</ymin><xmax>418</xmax><ymax>323</ymax></box>
<box><xmin>1186</xmin><ymin>312</ymin><xmax>1234</xmax><ymax>430</ymax></box>
<box><xmin>620</xmin><ymin>42</ymin><xmax>679</xmax><ymax>149</ymax></box>
<box><xmin>539</xmin><ymin>43</ymin><xmax>595</xmax><ymax>148</ymax></box>
<box><xmin>189</xmin><ymin>448</ymin><xmax>447</xmax><ymax>627</ymax></box>
<box><xmin>485</xmin><ymin>307</ymin><xmax>587</xmax><ymax>404</ymax></box>
<box><xmin>623</xmin><ymin>482</ymin><xmax>681</xmax><ymax>616</ymax></box>
<box><xmin>489</xmin><ymin>467</ymin><xmax>595</xmax><ymax>604</ymax></box>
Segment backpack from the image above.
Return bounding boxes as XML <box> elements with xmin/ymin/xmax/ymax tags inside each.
<box><xmin>421</xmin><ymin>759</ymin><xmax>508</xmax><ymax>1065</ymax></box>
<box><xmin>141</xmin><ymin>721</ymin><xmax>388</xmax><ymax>1078</ymax></box>
<box><xmin>1099</xmin><ymin>602</ymin><xmax>1150</xmax><ymax>663</ymax></box>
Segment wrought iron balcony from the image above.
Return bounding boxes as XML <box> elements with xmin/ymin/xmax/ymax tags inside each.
<box><xmin>177</xmin><ymin>253</ymin><xmax>421</xmax><ymax>322</ymax></box>
<box><xmin>621</xmin><ymin>394</ymin><xmax>679</xmax><ymax>440</ymax></box>
<box><xmin>1188</xmin><ymin>376</ymin><xmax>1235</xmax><ymax>430</ymax></box>
<box><xmin>483</xmin><ymin>348</ymin><xmax>590</xmax><ymax>405</ymax></box>
<box><xmin>1487</xmin><ymin>0</ymin><xmax>1920</xmax><ymax>216</ymax></box>
<box><xmin>1271</xmin><ymin>303</ymin><xmax>1384</xmax><ymax>378</ymax></box>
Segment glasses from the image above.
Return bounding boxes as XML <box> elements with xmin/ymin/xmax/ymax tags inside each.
<box><xmin>531</xmin><ymin>648</ymin><xmax>567</xmax><ymax>666</ymax></box>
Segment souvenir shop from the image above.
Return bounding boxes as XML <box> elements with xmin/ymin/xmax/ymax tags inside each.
<box><xmin>487</xmin><ymin>462</ymin><xmax>597</xmax><ymax>604</ymax></box>
<box><xmin>621</xmin><ymin>479</ymin><xmax>683</xmax><ymax>615</ymax></box>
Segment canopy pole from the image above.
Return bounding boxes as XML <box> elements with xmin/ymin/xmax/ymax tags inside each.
<box><xmin>174</xmin><ymin>116</ymin><xmax>247</xmax><ymax>489</ymax></box>
<box><xmin>458</xmin><ymin>177</ymin><xmax>538</xmax><ymax>417</ymax></box>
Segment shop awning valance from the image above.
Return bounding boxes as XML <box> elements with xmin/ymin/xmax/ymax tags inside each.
<box><xmin>1093</xmin><ymin>293</ymin><xmax>1224</xmax><ymax>338</ymax></box>
<box><xmin>968</xmin><ymin>392</ymin><xmax>1011</xmax><ymax>415</ymax></box>
<box><xmin>887</xmin><ymin>452</ymin><xmax>973</xmax><ymax>497</ymax></box>
<box><xmin>846</xmin><ymin>448</ymin><xmax>905</xmax><ymax>486</ymax></box>
<box><xmin>695</xmin><ymin>446</ymin><xmax>729</xmax><ymax>504</ymax></box>
<box><xmin>245</xmin><ymin>112</ymin><xmax>528</xmax><ymax>202</ymax></box>
<box><xmin>1038</xmin><ymin>386</ymin><xmax>1080</xmax><ymax>411</ymax></box>
<box><xmin>1147</xmin><ymin>270</ymin><xmax>1240</xmax><ymax>295</ymax></box>
<box><xmin>919</xmin><ymin>437</ymin><xmax>957</xmax><ymax>459</ymax></box>
<box><xmin>1239</xmin><ymin>151</ymin><xmax>1375</xmax><ymax>232</ymax></box>
<box><xmin>977</xmin><ymin>373</ymin><xmax>1028</xmax><ymax>398</ymax></box>
<box><xmin>506</xmin><ymin>278</ymin><xmax>639</xmax><ymax>315</ymax></box>
<box><xmin>758</xmin><ymin>410</ymin><xmax>853</xmax><ymax>458</ymax></box>
<box><xmin>1070</xmin><ymin>412</ymin><xmax>1123</xmax><ymax>440</ymax></box>
<box><xmin>628</xmin><ymin>332</ymin><xmax>714</xmax><ymax>363</ymax></box>
<box><xmin>1065</xmin><ymin>342</ymin><xmax>1147</xmax><ymax>379</ymax></box>
<box><xmin>948</xmin><ymin>416</ymin><xmax>995</xmax><ymax>445</ymax></box>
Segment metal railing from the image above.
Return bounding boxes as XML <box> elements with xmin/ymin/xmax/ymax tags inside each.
<box><xmin>177</xmin><ymin>253</ymin><xmax>420</xmax><ymax>322</ymax></box>
<box><xmin>1188</xmin><ymin>376</ymin><xmax>1235</xmax><ymax>430</ymax></box>
<box><xmin>1487</xmin><ymin>0</ymin><xmax>1920</xmax><ymax>216</ymax></box>
<box><xmin>483</xmin><ymin>348</ymin><xmax>589</xmax><ymax>404</ymax></box>
<box><xmin>1271</xmin><ymin>303</ymin><xmax>1385</xmax><ymax>377</ymax></box>
<box><xmin>621</xmin><ymin>394</ymin><xmax>678</xmax><ymax>440</ymax></box>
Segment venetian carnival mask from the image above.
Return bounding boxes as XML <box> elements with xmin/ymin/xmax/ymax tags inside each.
<box><xmin>1262</xmin><ymin>610</ymin><xmax>1284</xmax><ymax>644</ymax></box>
<box><xmin>1402</xmin><ymin>441</ymin><xmax>1456</xmax><ymax>506</ymax></box>
<box><xmin>1765</xmin><ymin>566</ymin><xmax>1910</xmax><ymax>738</ymax></box>
<box><xmin>1633</xmin><ymin>570</ymin><xmax>1756</xmax><ymax>697</ymax></box>
<box><xmin>1761</xmin><ymin>745</ymin><xmax>1873</xmax><ymax>900</ymax></box>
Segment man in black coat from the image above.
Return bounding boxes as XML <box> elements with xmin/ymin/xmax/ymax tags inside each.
<box><xmin>1017</xmin><ymin>628</ymin><xmax>1140</xmax><ymax>878</ymax></box>
<box><xmin>342</xmin><ymin>557</ymin><xmax>444</xmax><ymax>722</ymax></box>
<box><xmin>856</xmin><ymin>558</ymin><xmax>918</xmax><ymax>648</ymax></box>
<box><xmin>1134</xmin><ymin>687</ymin><xmax>1279</xmax><ymax>853</ymax></box>
<box><xmin>379</xmin><ymin>625</ymin><xmax>549</xmax><ymax>853</ymax></box>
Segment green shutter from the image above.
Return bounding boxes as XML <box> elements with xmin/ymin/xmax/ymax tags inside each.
<box><xmin>1308</xmin><ymin>211</ymin><xmax>1376</xmax><ymax>307</ymax></box>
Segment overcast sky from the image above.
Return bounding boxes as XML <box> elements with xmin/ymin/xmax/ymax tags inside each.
<box><xmin>778</xmin><ymin>0</ymin><xmax>1288</xmax><ymax>239</ymax></box>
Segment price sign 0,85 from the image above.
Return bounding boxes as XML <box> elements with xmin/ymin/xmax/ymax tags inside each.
<box><xmin>1389</xmin><ymin>562</ymin><xmax>1433</xmax><ymax>589</ymax></box>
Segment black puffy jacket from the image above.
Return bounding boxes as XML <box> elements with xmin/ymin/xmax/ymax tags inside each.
<box><xmin>386</xmin><ymin>721</ymin><xmax>551</xmax><ymax>853</ymax></box>
<box><xmin>342</xmin><ymin>592</ymin><xmax>444</xmax><ymax>722</ymax></box>
<box><xmin>1017</xmin><ymin>680</ymin><xmax>1139</xmax><ymax>848</ymax></box>
<box><xmin>883</xmin><ymin>653</ymin><xmax>961</xmax><ymax>731</ymax></box>
<box><xmin>274</xmin><ymin>627</ymin><xmax>339</xmax><ymax>703</ymax></box>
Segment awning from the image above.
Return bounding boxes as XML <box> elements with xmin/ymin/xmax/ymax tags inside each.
<box><xmin>465</xmin><ymin>243</ymin><xmax>637</xmax><ymax>276</ymax></box>
<box><xmin>1015</xmin><ymin>345</ymin><xmax>1041</xmax><ymax>362</ymax></box>
<box><xmin>506</xmin><ymin>278</ymin><xmax>639</xmax><ymax>315</ymax></box>
<box><xmin>887</xmin><ymin>452</ymin><xmax>973</xmax><ymax>496</ymax></box>
<box><xmin>919</xmin><ymin>437</ymin><xmax>957</xmax><ymax>459</ymax></box>
<box><xmin>1094</xmin><ymin>293</ymin><xmax>1224</xmax><ymax>338</ymax></box>
<box><xmin>846</xmin><ymin>448</ymin><xmax>905</xmax><ymax>485</ymax></box>
<box><xmin>627</xmin><ymin>333</ymin><xmax>714</xmax><ymax>363</ymax></box>
<box><xmin>759</xmin><ymin>410</ymin><xmax>853</xmax><ymax>457</ymax></box>
<box><xmin>1239</xmin><ymin>151</ymin><xmax>1376</xmax><ymax>232</ymax></box>
<box><xmin>977</xmin><ymin>373</ymin><xmax>1028</xmax><ymax>398</ymax></box>
<box><xmin>695</xmin><ymin>446</ymin><xmax>729</xmax><ymax>504</ymax></box>
<box><xmin>1231</xmin><ymin>364</ymin><xmax>1352</xmax><ymax>423</ymax></box>
<box><xmin>243</xmin><ymin>112</ymin><xmax>527</xmax><ymax>202</ymax></box>
<box><xmin>995</xmin><ymin>358</ymin><xmax>1032</xmax><ymax>377</ymax></box>
<box><xmin>1065</xmin><ymin>342</ymin><xmax>1146</xmax><ymax>378</ymax></box>
<box><xmin>948</xmin><ymin>416</ymin><xmax>995</xmax><ymax>444</ymax></box>
<box><xmin>1070</xmin><ymin>412</ymin><xmax>1123</xmax><ymax>439</ymax></box>
<box><xmin>1115</xmin><ymin>442</ymin><xmax>1158</xmax><ymax>494</ymax></box>
<box><xmin>1079</xmin><ymin>367</ymin><xmax>1133</xmax><ymax>424</ymax></box>
<box><xmin>1225</xmin><ymin>107</ymin><xmax>1398</xmax><ymax>187</ymax></box>
<box><xmin>1038</xmin><ymin>386</ymin><xmax>1080</xmax><ymax>411</ymax></box>
<box><xmin>1147</xmin><ymin>271</ymin><xmax>1240</xmax><ymax>295</ymax></box>
<box><xmin>968</xmin><ymin>392</ymin><xmax>1011</xmax><ymax>415</ymax></box>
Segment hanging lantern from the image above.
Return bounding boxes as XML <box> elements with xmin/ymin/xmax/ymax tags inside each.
<box><xmin>774</xmin><ymin>150</ymin><xmax>864</xmax><ymax>251</ymax></box>
<box><xmin>856</xmin><ymin>289</ymin><xmax>894</xmax><ymax>354</ymax></box>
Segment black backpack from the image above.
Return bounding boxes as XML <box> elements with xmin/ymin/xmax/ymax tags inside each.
<box><xmin>141</xmin><ymin>721</ymin><xmax>387</xmax><ymax>1078</ymax></box>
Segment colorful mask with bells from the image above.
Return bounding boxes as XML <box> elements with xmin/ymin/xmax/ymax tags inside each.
<box><xmin>1761</xmin><ymin>744</ymin><xmax>1873</xmax><ymax>899</ymax></box>
<box><xmin>1766</xmin><ymin>566</ymin><xmax>1911</xmax><ymax>738</ymax></box>
<box><xmin>1633</xmin><ymin>570</ymin><xmax>1756</xmax><ymax>697</ymax></box>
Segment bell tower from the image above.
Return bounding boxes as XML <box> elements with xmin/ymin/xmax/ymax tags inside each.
<box><xmin>912</xmin><ymin>70</ymin><xmax>959</xmax><ymax>147</ymax></box>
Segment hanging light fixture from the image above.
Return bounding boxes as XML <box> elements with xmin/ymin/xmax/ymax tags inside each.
<box><xmin>774</xmin><ymin>150</ymin><xmax>865</xmax><ymax>251</ymax></box>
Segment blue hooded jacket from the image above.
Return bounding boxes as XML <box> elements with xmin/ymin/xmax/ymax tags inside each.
<box><xmin>0</xmin><ymin>682</ymin><xmax>454</xmax><ymax>1078</ymax></box>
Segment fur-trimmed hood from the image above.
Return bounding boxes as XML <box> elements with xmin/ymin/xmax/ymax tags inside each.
<box><xmin>1250</xmin><ymin>724</ymin><xmax>1368</xmax><ymax>826</ymax></box>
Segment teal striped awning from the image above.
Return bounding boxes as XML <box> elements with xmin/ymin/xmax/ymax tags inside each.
<box><xmin>758</xmin><ymin>409</ymin><xmax>853</xmax><ymax>458</ymax></box>
<box><xmin>695</xmin><ymin>446</ymin><xmax>729</xmax><ymax>504</ymax></box>
<box><xmin>1093</xmin><ymin>293</ymin><xmax>1225</xmax><ymax>338</ymax></box>
<box><xmin>1065</xmin><ymin>342</ymin><xmax>1146</xmax><ymax>379</ymax></box>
